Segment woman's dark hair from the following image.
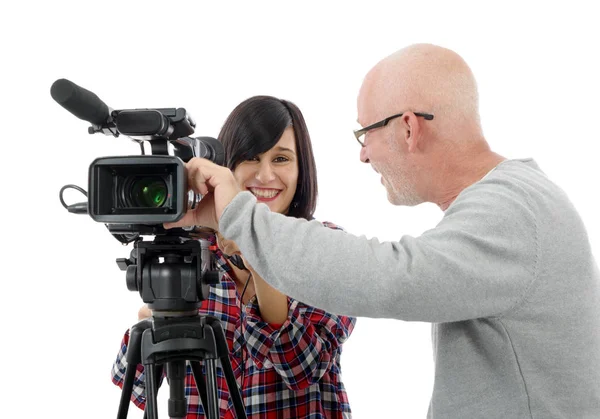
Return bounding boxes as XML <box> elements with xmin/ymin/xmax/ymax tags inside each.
<box><xmin>218</xmin><ymin>95</ymin><xmax>317</xmax><ymax>220</ymax></box>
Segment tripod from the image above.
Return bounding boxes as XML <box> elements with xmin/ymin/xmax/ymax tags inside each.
<box><xmin>116</xmin><ymin>313</ymin><xmax>247</xmax><ymax>419</ymax></box>
<box><xmin>114</xmin><ymin>233</ymin><xmax>247</xmax><ymax>419</ymax></box>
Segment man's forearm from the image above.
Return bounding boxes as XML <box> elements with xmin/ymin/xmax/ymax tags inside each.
<box><xmin>220</xmin><ymin>189</ymin><xmax>537</xmax><ymax>322</ymax></box>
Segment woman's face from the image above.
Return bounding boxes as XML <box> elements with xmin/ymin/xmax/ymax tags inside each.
<box><xmin>233</xmin><ymin>126</ymin><xmax>299</xmax><ymax>215</ymax></box>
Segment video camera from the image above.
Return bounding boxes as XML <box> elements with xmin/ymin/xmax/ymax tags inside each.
<box><xmin>52</xmin><ymin>77</ymin><xmax>227</xmax><ymax>303</ymax></box>
<box><xmin>52</xmin><ymin>79</ymin><xmax>247</xmax><ymax>419</ymax></box>
<box><xmin>52</xmin><ymin>78</ymin><xmax>224</xmax><ymax>227</ymax></box>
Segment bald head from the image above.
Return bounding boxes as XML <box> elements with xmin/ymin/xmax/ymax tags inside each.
<box><xmin>359</xmin><ymin>43</ymin><xmax>482</xmax><ymax>137</ymax></box>
<box><xmin>357</xmin><ymin>44</ymin><xmax>504</xmax><ymax>209</ymax></box>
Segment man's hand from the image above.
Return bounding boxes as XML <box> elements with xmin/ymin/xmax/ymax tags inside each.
<box><xmin>164</xmin><ymin>158</ymin><xmax>241</xmax><ymax>230</ymax></box>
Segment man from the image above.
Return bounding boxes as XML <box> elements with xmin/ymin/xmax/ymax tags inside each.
<box><xmin>167</xmin><ymin>44</ymin><xmax>600</xmax><ymax>418</ymax></box>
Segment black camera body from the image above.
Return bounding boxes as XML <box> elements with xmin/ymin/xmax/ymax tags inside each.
<box><xmin>51</xmin><ymin>79</ymin><xmax>224</xmax><ymax>228</ymax></box>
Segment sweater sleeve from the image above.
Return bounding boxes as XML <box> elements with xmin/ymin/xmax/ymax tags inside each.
<box><xmin>220</xmin><ymin>179</ymin><xmax>539</xmax><ymax>323</ymax></box>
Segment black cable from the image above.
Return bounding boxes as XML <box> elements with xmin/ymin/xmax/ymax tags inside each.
<box><xmin>238</xmin><ymin>270</ymin><xmax>252</xmax><ymax>392</ymax></box>
<box><xmin>59</xmin><ymin>184</ymin><xmax>88</xmax><ymax>214</ymax></box>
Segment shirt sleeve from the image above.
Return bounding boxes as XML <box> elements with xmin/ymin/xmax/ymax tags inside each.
<box><xmin>220</xmin><ymin>180</ymin><xmax>539</xmax><ymax>323</ymax></box>
<box><xmin>111</xmin><ymin>329</ymin><xmax>164</xmax><ymax>410</ymax></box>
<box><xmin>242</xmin><ymin>296</ymin><xmax>356</xmax><ymax>391</ymax></box>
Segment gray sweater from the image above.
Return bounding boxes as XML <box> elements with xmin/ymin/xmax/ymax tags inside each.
<box><xmin>220</xmin><ymin>159</ymin><xmax>600</xmax><ymax>418</ymax></box>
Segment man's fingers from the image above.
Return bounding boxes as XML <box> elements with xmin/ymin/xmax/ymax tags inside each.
<box><xmin>164</xmin><ymin>210</ymin><xmax>198</xmax><ymax>229</ymax></box>
<box><xmin>167</xmin><ymin>157</ymin><xmax>239</xmax><ymax>228</ymax></box>
<box><xmin>187</xmin><ymin>158</ymin><xmax>225</xmax><ymax>195</ymax></box>
<box><xmin>188</xmin><ymin>164</ymin><xmax>210</xmax><ymax>196</ymax></box>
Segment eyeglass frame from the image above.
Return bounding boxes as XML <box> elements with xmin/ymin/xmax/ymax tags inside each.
<box><xmin>354</xmin><ymin>112</ymin><xmax>434</xmax><ymax>147</ymax></box>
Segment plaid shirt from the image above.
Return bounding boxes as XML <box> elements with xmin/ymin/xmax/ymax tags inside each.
<box><xmin>112</xmin><ymin>221</ymin><xmax>356</xmax><ymax>418</ymax></box>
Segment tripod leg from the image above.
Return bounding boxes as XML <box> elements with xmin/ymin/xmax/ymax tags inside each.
<box><xmin>205</xmin><ymin>359</ymin><xmax>220</xmax><ymax>419</ymax></box>
<box><xmin>144</xmin><ymin>359</ymin><xmax>159</xmax><ymax>419</ymax></box>
<box><xmin>118</xmin><ymin>319</ymin><xmax>151</xmax><ymax>419</ymax></box>
<box><xmin>218</xmin><ymin>356</ymin><xmax>247</xmax><ymax>419</ymax></box>
<box><xmin>117</xmin><ymin>362</ymin><xmax>138</xmax><ymax>419</ymax></box>
<box><xmin>166</xmin><ymin>361</ymin><xmax>188</xmax><ymax>419</ymax></box>
<box><xmin>190</xmin><ymin>361</ymin><xmax>209</xmax><ymax>414</ymax></box>
<box><xmin>209</xmin><ymin>318</ymin><xmax>247</xmax><ymax>419</ymax></box>
<box><xmin>143</xmin><ymin>365</ymin><xmax>163</xmax><ymax>419</ymax></box>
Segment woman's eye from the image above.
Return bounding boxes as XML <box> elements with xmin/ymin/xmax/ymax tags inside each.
<box><xmin>274</xmin><ymin>156</ymin><xmax>289</xmax><ymax>163</ymax></box>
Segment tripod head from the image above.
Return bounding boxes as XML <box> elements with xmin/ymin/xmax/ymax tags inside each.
<box><xmin>115</xmin><ymin>227</ymin><xmax>222</xmax><ymax>314</ymax></box>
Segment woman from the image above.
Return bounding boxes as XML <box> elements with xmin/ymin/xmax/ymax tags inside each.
<box><xmin>112</xmin><ymin>96</ymin><xmax>355</xmax><ymax>418</ymax></box>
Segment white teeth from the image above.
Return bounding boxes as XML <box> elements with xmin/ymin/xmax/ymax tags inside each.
<box><xmin>249</xmin><ymin>188</ymin><xmax>279</xmax><ymax>198</ymax></box>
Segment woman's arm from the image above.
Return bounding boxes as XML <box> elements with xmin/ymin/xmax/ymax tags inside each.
<box><xmin>240</xmin><ymin>220</ymin><xmax>355</xmax><ymax>390</ymax></box>
<box><xmin>243</xmin><ymin>299</ymin><xmax>356</xmax><ymax>391</ymax></box>
<box><xmin>247</xmin><ymin>264</ymin><xmax>288</xmax><ymax>324</ymax></box>
<box><xmin>218</xmin><ymin>231</ymin><xmax>289</xmax><ymax>324</ymax></box>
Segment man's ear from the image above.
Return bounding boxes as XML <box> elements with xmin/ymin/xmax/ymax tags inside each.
<box><xmin>402</xmin><ymin>112</ymin><xmax>421</xmax><ymax>153</ymax></box>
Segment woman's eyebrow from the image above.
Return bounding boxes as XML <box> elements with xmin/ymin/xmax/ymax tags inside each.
<box><xmin>273</xmin><ymin>146</ymin><xmax>296</xmax><ymax>154</ymax></box>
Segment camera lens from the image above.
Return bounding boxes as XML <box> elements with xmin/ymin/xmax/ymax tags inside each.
<box><xmin>130</xmin><ymin>177</ymin><xmax>168</xmax><ymax>208</ymax></box>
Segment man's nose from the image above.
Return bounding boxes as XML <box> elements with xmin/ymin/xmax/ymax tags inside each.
<box><xmin>360</xmin><ymin>146</ymin><xmax>369</xmax><ymax>163</ymax></box>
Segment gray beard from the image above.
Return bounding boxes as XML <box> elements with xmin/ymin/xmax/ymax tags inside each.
<box><xmin>386</xmin><ymin>176</ymin><xmax>423</xmax><ymax>206</ymax></box>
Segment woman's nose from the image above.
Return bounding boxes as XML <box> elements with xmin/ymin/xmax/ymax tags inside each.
<box><xmin>256</xmin><ymin>162</ymin><xmax>276</xmax><ymax>182</ymax></box>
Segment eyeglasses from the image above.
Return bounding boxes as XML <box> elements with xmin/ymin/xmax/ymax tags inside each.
<box><xmin>354</xmin><ymin>112</ymin><xmax>434</xmax><ymax>147</ymax></box>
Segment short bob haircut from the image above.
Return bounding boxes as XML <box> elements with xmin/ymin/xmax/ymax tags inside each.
<box><xmin>217</xmin><ymin>95</ymin><xmax>318</xmax><ymax>220</ymax></box>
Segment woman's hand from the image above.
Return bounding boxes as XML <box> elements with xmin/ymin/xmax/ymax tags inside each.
<box><xmin>138</xmin><ymin>304</ymin><xmax>151</xmax><ymax>321</ymax></box>
<box><xmin>216</xmin><ymin>232</ymin><xmax>241</xmax><ymax>257</ymax></box>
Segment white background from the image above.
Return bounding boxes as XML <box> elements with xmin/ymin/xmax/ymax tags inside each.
<box><xmin>2</xmin><ymin>1</ymin><xmax>599</xmax><ymax>418</ymax></box>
